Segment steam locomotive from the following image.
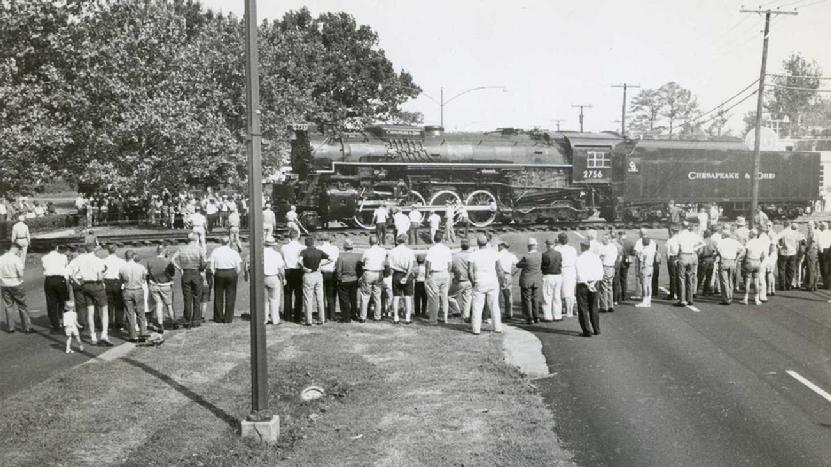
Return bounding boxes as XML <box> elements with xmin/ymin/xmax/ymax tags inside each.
<box><xmin>275</xmin><ymin>124</ymin><xmax>820</xmax><ymax>229</ymax></box>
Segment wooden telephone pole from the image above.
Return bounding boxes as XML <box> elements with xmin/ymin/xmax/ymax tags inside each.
<box><xmin>611</xmin><ymin>83</ymin><xmax>640</xmax><ymax>137</ymax></box>
<box><xmin>572</xmin><ymin>104</ymin><xmax>592</xmax><ymax>133</ymax></box>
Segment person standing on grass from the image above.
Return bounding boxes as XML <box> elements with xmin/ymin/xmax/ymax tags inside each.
<box><xmin>172</xmin><ymin>233</ymin><xmax>206</xmax><ymax>327</ymax></box>
<box><xmin>554</xmin><ymin>233</ymin><xmax>578</xmax><ymax>318</ymax></box>
<box><xmin>598</xmin><ymin>234</ymin><xmax>618</xmax><ymax>313</ymax></box>
<box><xmin>741</xmin><ymin>229</ymin><xmax>767</xmax><ymax>306</ymax></box>
<box><xmin>263</xmin><ymin>237</ymin><xmax>285</xmax><ymax>325</ymax></box>
<box><xmin>318</xmin><ymin>233</ymin><xmax>339</xmax><ymax>322</ymax></box>
<box><xmin>575</xmin><ymin>240</ymin><xmax>603</xmax><ymax>337</ymax></box>
<box><xmin>540</xmin><ymin>238</ymin><xmax>563</xmax><ymax>321</ymax></box>
<box><xmin>72</xmin><ymin>243</ymin><xmax>112</xmax><ymax>346</ymax></box>
<box><xmin>1</xmin><ymin>243</ymin><xmax>33</xmax><ymax>333</ymax></box>
<box><xmin>451</xmin><ymin>238</ymin><xmax>474</xmax><ymax>323</ymax></box>
<box><xmin>209</xmin><ymin>237</ymin><xmax>242</xmax><ymax>324</ymax></box>
<box><xmin>414</xmin><ymin>255</ymin><xmax>428</xmax><ymax>317</ymax></box>
<box><xmin>102</xmin><ymin>244</ymin><xmax>126</xmax><ymax>331</ymax></box>
<box><xmin>335</xmin><ymin>239</ymin><xmax>361</xmax><ymax>323</ymax></box>
<box><xmin>360</xmin><ymin>236</ymin><xmax>387</xmax><ymax>322</ymax></box>
<box><xmin>227</xmin><ymin>204</ymin><xmax>242</xmax><ymax>252</ymax></box>
<box><xmin>372</xmin><ymin>204</ymin><xmax>389</xmax><ymax>246</ymax></box>
<box><xmin>262</xmin><ymin>203</ymin><xmax>276</xmax><ymax>240</ymax></box>
<box><xmin>42</xmin><ymin>243</ymin><xmax>69</xmax><ymax>331</ymax></box>
<box><xmin>300</xmin><ymin>235</ymin><xmax>330</xmax><ymax>326</ymax></box>
<box><xmin>496</xmin><ymin>239</ymin><xmax>519</xmax><ymax>320</ymax></box>
<box><xmin>389</xmin><ymin>235</ymin><xmax>417</xmax><ymax>324</ymax></box>
<box><xmin>119</xmin><ymin>250</ymin><xmax>149</xmax><ymax>342</ymax></box>
<box><xmin>187</xmin><ymin>207</ymin><xmax>208</xmax><ymax>252</ymax></box>
<box><xmin>281</xmin><ymin>230</ymin><xmax>305</xmax><ymax>323</ymax></box>
<box><xmin>408</xmin><ymin>204</ymin><xmax>423</xmax><ymax>245</ymax></box>
<box><xmin>716</xmin><ymin>231</ymin><xmax>742</xmax><ymax>305</ymax></box>
<box><xmin>145</xmin><ymin>244</ymin><xmax>176</xmax><ymax>332</ymax></box>
<box><xmin>425</xmin><ymin>230</ymin><xmax>453</xmax><ymax>324</ymax></box>
<box><xmin>634</xmin><ymin>229</ymin><xmax>657</xmax><ymax>308</ymax></box>
<box><xmin>428</xmin><ymin>210</ymin><xmax>441</xmax><ymax>244</ymax></box>
<box><xmin>469</xmin><ymin>234</ymin><xmax>504</xmax><ymax>335</ymax></box>
<box><xmin>10</xmin><ymin>215</ymin><xmax>30</xmax><ymax>263</ymax></box>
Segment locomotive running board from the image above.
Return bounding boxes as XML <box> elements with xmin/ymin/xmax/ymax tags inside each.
<box><xmin>314</xmin><ymin>161</ymin><xmax>573</xmax><ymax>174</ymax></box>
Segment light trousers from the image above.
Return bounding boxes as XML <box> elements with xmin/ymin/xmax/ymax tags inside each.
<box><xmin>264</xmin><ymin>275</ymin><xmax>282</xmax><ymax>324</ymax></box>
<box><xmin>427</xmin><ymin>272</ymin><xmax>450</xmax><ymax>322</ymax></box>
<box><xmin>471</xmin><ymin>285</ymin><xmax>501</xmax><ymax>334</ymax></box>
<box><xmin>599</xmin><ymin>266</ymin><xmax>615</xmax><ymax>311</ymax></box>
<box><xmin>561</xmin><ymin>267</ymin><xmax>576</xmax><ymax>316</ymax></box>
<box><xmin>303</xmin><ymin>271</ymin><xmax>324</xmax><ymax>324</ymax></box>
<box><xmin>541</xmin><ymin>274</ymin><xmax>563</xmax><ymax>320</ymax></box>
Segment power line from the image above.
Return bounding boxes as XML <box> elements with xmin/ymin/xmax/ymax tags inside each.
<box><xmin>695</xmin><ymin>89</ymin><xmax>759</xmax><ymax>127</ymax></box>
<box><xmin>767</xmin><ymin>84</ymin><xmax>831</xmax><ymax>92</ymax></box>
<box><xmin>690</xmin><ymin>79</ymin><xmax>760</xmax><ymax>124</ymax></box>
<box><xmin>767</xmin><ymin>73</ymin><xmax>831</xmax><ymax>80</ymax></box>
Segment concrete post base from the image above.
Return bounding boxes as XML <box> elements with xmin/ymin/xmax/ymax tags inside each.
<box><xmin>240</xmin><ymin>415</ymin><xmax>280</xmax><ymax>444</ymax></box>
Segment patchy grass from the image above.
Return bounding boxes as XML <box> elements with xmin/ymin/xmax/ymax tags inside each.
<box><xmin>0</xmin><ymin>320</ymin><xmax>573</xmax><ymax>466</ymax></box>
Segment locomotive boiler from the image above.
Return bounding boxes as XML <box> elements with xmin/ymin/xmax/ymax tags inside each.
<box><xmin>279</xmin><ymin>124</ymin><xmax>622</xmax><ymax>229</ymax></box>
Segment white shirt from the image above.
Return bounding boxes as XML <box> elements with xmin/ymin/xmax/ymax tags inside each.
<box><xmin>589</xmin><ymin>239</ymin><xmax>602</xmax><ymax>256</ymax></box>
<box><xmin>497</xmin><ymin>249</ymin><xmax>519</xmax><ymax>274</ymax></box>
<box><xmin>697</xmin><ymin>212</ymin><xmax>708</xmax><ymax>232</ymax></box>
<box><xmin>744</xmin><ymin>238</ymin><xmax>768</xmax><ymax>260</ymax></box>
<box><xmin>445</xmin><ymin>205</ymin><xmax>455</xmax><ymax>224</ymax></box>
<box><xmin>575</xmin><ymin>251</ymin><xmax>603</xmax><ymax>283</ymax></box>
<box><xmin>635</xmin><ymin>240</ymin><xmax>657</xmax><ymax>266</ymax></box>
<box><xmin>388</xmin><ymin>244</ymin><xmax>416</xmax><ymax>273</ymax></box>
<box><xmin>554</xmin><ymin>244</ymin><xmax>577</xmax><ymax>268</ymax></box>
<box><xmin>408</xmin><ymin>209</ymin><xmax>423</xmax><ymax>224</ymax></box>
<box><xmin>470</xmin><ymin>247</ymin><xmax>501</xmax><ymax>288</ymax></box>
<box><xmin>286</xmin><ymin>210</ymin><xmax>298</xmax><ymax>223</ymax></box>
<box><xmin>425</xmin><ymin>243</ymin><xmax>453</xmax><ymax>272</ymax></box>
<box><xmin>817</xmin><ymin>230</ymin><xmax>831</xmax><ymax>250</ymax></box>
<box><xmin>263</xmin><ymin>209</ymin><xmax>276</xmax><ymax>227</ymax></box>
<box><xmin>103</xmin><ymin>254</ymin><xmax>127</xmax><ymax>280</ymax></box>
<box><xmin>263</xmin><ymin>248</ymin><xmax>285</xmax><ymax>276</ymax></box>
<box><xmin>677</xmin><ymin>230</ymin><xmax>703</xmax><ymax>254</ymax></box>
<box><xmin>210</xmin><ymin>245</ymin><xmax>242</xmax><ymax>270</ymax></box>
<box><xmin>0</xmin><ymin>251</ymin><xmax>25</xmax><ymax>287</ymax></box>
<box><xmin>716</xmin><ymin>237</ymin><xmax>742</xmax><ymax>261</ymax></box>
<box><xmin>11</xmin><ymin>222</ymin><xmax>29</xmax><ymax>243</ymax></box>
<box><xmin>393</xmin><ymin>212</ymin><xmax>410</xmax><ymax>235</ymax></box>
<box><xmin>428</xmin><ymin>213</ymin><xmax>441</xmax><ymax>229</ymax></box>
<box><xmin>362</xmin><ymin>245</ymin><xmax>388</xmax><ymax>271</ymax></box>
<box><xmin>319</xmin><ymin>243</ymin><xmax>339</xmax><ymax>273</ymax></box>
<box><xmin>373</xmin><ymin>207</ymin><xmax>388</xmax><ymax>224</ymax></box>
<box><xmin>42</xmin><ymin>251</ymin><xmax>68</xmax><ymax>277</ymax></box>
<box><xmin>205</xmin><ymin>203</ymin><xmax>219</xmax><ymax>215</ymax></box>
<box><xmin>189</xmin><ymin>212</ymin><xmax>206</xmax><ymax>228</ymax></box>
<box><xmin>599</xmin><ymin>243</ymin><xmax>618</xmax><ymax>267</ymax></box>
<box><xmin>72</xmin><ymin>253</ymin><xmax>106</xmax><ymax>282</ymax></box>
<box><xmin>281</xmin><ymin>240</ymin><xmax>304</xmax><ymax>269</ymax></box>
<box><xmin>666</xmin><ymin>235</ymin><xmax>680</xmax><ymax>256</ymax></box>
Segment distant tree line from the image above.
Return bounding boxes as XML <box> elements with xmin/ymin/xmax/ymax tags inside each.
<box><xmin>0</xmin><ymin>0</ymin><xmax>421</xmax><ymax>194</ymax></box>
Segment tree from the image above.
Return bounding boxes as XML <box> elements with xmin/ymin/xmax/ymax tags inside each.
<box><xmin>766</xmin><ymin>53</ymin><xmax>822</xmax><ymax>137</ymax></box>
<box><xmin>628</xmin><ymin>83</ymin><xmax>700</xmax><ymax>139</ymax></box>
<box><xmin>706</xmin><ymin>109</ymin><xmax>731</xmax><ymax>137</ymax></box>
<box><xmin>628</xmin><ymin>89</ymin><xmax>663</xmax><ymax>137</ymax></box>
<box><xmin>657</xmin><ymin>82</ymin><xmax>699</xmax><ymax>139</ymax></box>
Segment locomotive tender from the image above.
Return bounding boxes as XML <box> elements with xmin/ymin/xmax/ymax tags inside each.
<box><xmin>278</xmin><ymin>124</ymin><xmax>820</xmax><ymax>229</ymax></box>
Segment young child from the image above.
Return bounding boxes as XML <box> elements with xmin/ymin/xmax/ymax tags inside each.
<box><xmin>63</xmin><ymin>302</ymin><xmax>84</xmax><ymax>354</ymax></box>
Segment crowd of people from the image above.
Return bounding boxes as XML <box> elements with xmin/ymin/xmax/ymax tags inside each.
<box><xmin>0</xmin><ymin>197</ymin><xmax>57</xmax><ymax>223</ymax></box>
<box><xmin>2</xmin><ymin>197</ymin><xmax>831</xmax><ymax>351</ymax></box>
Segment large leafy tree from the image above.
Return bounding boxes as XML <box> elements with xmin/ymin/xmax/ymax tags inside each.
<box><xmin>627</xmin><ymin>83</ymin><xmax>700</xmax><ymax>139</ymax></box>
<box><xmin>657</xmin><ymin>82</ymin><xmax>699</xmax><ymax>138</ymax></box>
<box><xmin>766</xmin><ymin>52</ymin><xmax>822</xmax><ymax>137</ymax></box>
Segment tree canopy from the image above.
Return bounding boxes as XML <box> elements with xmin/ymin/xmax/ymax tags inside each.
<box><xmin>0</xmin><ymin>0</ymin><xmax>420</xmax><ymax>195</ymax></box>
<box><xmin>627</xmin><ymin>82</ymin><xmax>700</xmax><ymax>139</ymax></box>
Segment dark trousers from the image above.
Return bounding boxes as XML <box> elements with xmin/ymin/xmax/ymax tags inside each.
<box><xmin>337</xmin><ymin>281</ymin><xmax>358</xmax><ymax>322</ymax></box>
<box><xmin>322</xmin><ymin>271</ymin><xmax>337</xmax><ymax>320</ymax></box>
<box><xmin>105</xmin><ymin>278</ymin><xmax>124</xmax><ymax>328</ymax></box>
<box><xmin>72</xmin><ymin>284</ymin><xmax>86</xmax><ymax>325</ymax></box>
<box><xmin>521</xmin><ymin>284</ymin><xmax>540</xmax><ymax>323</ymax></box>
<box><xmin>181</xmin><ymin>270</ymin><xmax>202</xmax><ymax>324</ymax></box>
<box><xmin>667</xmin><ymin>256</ymin><xmax>679</xmax><ymax>299</ymax></box>
<box><xmin>822</xmin><ymin>248</ymin><xmax>831</xmax><ymax>289</ymax></box>
<box><xmin>213</xmin><ymin>269</ymin><xmax>238</xmax><ymax>323</ymax></box>
<box><xmin>409</xmin><ymin>223</ymin><xmax>420</xmax><ymax>245</ymax></box>
<box><xmin>697</xmin><ymin>259</ymin><xmax>715</xmax><ymax>295</ymax></box>
<box><xmin>576</xmin><ymin>283</ymin><xmax>599</xmax><ymax>335</ymax></box>
<box><xmin>284</xmin><ymin>269</ymin><xmax>304</xmax><ymax>321</ymax></box>
<box><xmin>651</xmin><ymin>260</ymin><xmax>660</xmax><ymax>297</ymax></box>
<box><xmin>44</xmin><ymin>276</ymin><xmax>68</xmax><ymax>329</ymax></box>
<box><xmin>777</xmin><ymin>255</ymin><xmax>796</xmax><ymax>290</ymax></box>
<box><xmin>613</xmin><ymin>262</ymin><xmax>629</xmax><ymax>303</ymax></box>
<box><xmin>207</xmin><ymin>213</ymin><xmax>219</xmax><ymax>232</ymax></box>
<box><xmin>376</xmin><ymin>223</ymin><xmax>387</xmax><ymax>245</ymax></box>
<box><xmin>414</xmin><ymin>281</ymin><xmax>427</xmax><ymax>316</ymax></box>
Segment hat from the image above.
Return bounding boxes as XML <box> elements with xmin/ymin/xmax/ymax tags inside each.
<box><xmin>527</xmin><ymin>237</ymin><xmax>538</xmax><ymax>246</ymax></box>
<box><xmin>736</xmin><ymin>216</ymin><xmax>747</xmax><ymax>226</ymax></box>
<box><xmin>343</xmin><ymin>239</ymin><xmax>353</xmax><ymax>250</ymax></box>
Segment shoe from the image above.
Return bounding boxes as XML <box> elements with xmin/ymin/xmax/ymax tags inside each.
<box><xmin>100</xmin><ymin>338</ymin><xmax>114</xmax><ymax>347</ymax></box>
<box><xmin>593</xmin><ymin>330</ymin><xmax>601</xmax><ymax>335</ymax></box>
<box><xmin>463</xmin><ymin>318</ymin><xmax>471</xmax><ymax>324</ymax></box>
<box><xmin>24</xmin><ymin>328</ymin><xmax>35</xmax><ymax>334</ymax></box>
<box><xmin>405</xmin><ymin>320</ymin><xmax>412</xmax><ymax>325</ymax></box>
<box><xmin>634</xmin><ymin>303</ymin><xmax>649</xmax><ymax>308</ymax></box>
<box><xmin>90</xmin><ymin>338</ymin><xmax>98</xmax><ymax>346</ymax></box>
<box><xmin>472</xmin><ymin>332</ymin><xmax>481</xmax><ymax>335</ymax></box>
<box><xmin>741</xmin><ymin>298</ymin><xmax>749</xmax><ymax>305</ymax></box>
<box><xmin>608</xmin><ymin>308</ymin><xmax>614</xmax><ymax>313</ymax></box>
<box><xmin>553</xmin><ymin>318</ymin><xmax>563</xmax><ymax>322</ymax></box>
<box><xmin>533</xmin><ymin>318</ymin><xmax>539</xmax><ymax>324</ymax></box>
<box><xmin>66</xmin><ymin>349</ymin><xmax>74</xmax><ymax>354</ymax></box>
<box><xmin>719</xmin><ymin>302</ymin><xmax>731</xmax><ymax>305</ymax></box>
<box><xmin>582</xmin><ymin>332</ymin><xmax>592</xmax><ymax>337</ymax></box>
<box><xmin>358</xmin><ymin>319</ymin><xmax>366</xmax><ymax>323</ymax></box>
<box><xmin>304</xmin><ymin>323</ymin><xmax>312</xmax><ymax>327</ymax></box>
<box><xmin>755</xmin><ymin>300</ymin><xmax>762</xmax><ymax>306</ymax></box>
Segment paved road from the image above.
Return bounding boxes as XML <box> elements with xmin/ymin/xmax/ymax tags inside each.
<box><xmin>529</xmin><ymin>279</ymin><xmax>831</xmax><ymax>466</ymax></box>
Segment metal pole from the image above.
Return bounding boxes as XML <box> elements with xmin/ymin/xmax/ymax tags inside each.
<box><xmin>244</xmin><ymin>0</ymin><xmax>269</xmax><ymax>421</ymax></box>
<box><xmin>440</xmin><ymin>87</ymin><xmax>444</xmax><ymax>128</ymax></box>
<box><xmin>621</xmin><ymin>84</ymin><xmax>627</xmax><ymax>136</ymax></box>
<box><xmin>750</xmin><ymin>11</ymin><xmax>770</xmax><ymax>220</ymax></box>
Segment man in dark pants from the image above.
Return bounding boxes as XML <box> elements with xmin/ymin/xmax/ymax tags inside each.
<box><xmin>517</xmin><ymin>237</ymin><xmax>543</xmax><ymax>324</ymax></box>
<box><xmin>41</xmin><ymin>243</ymin><xmax>69</xmax><ymax>330</ymax></box>
<box><xmin>172</xmin><ymin>233</ymin><xmax>205</xmax><ymax>327</ymax></box>
<box><xmin>575</xmin><ymin>240</ymin><xmax>602</xmax><ymax>337</ymax></box>
<box><xmin>281</xmin><ymin>230</ymin><xmax>305</xmax><ymax>322</ymax></box>
<box><xmin>616</xmin><ymin>231</ymin><xmax>633</xmax><ymax>303</ymax></box>
<box><xmin>102</xmin><ymin>244</ymin><xmax>126</xmax><ymax>330</ymax></box>
<box><xmin>335</xmin><ymin>239</ymin><xmax>362</xmax><ymax>322</ymax></box>
<box><xmin>210</xmin><ymin>237</ymin><xmax>243</xmax><ymax>323</ymax></box>
<box><xmin>318</xmin><ymin>234</ymin><xmax>340</xmax><ymax>321</ymax></box>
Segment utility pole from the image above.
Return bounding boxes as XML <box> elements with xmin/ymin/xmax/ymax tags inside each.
<box><xmin>611</xmin><ymin>83</ymin><xmax>640</xmax><ymax>137</ymax></box>
<box><xmin>572</xmin><ymin>104</ymin><xmax>592</xmax><ymax>133</ymax></box>
<box><xmin>240</xmin><ymin>0</ymin><xmax>278</xmax><ymax>443</ymax></box>
<box><xmin>440</xmin><ymin>87</ymin><xmax>444</xmax><ymax>128</ymax></box>
<box><xmin>740</xmin><ymin>6</ymin><xmax>797</xmax><ymax>221</ymax></box>
<box><xmin>550</xmin><ymin>119</ymin><xmax>564</xmax><ymax>132</ymax></box>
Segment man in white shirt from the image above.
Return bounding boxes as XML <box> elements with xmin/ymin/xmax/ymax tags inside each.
<box><xmin>318</xmin><ymin>233</ymin><xmax>340</xmax><ymax>321</ymax></box>
<box><xmin>1</xmin><ymin>243</ymin><xmax>33</xmax><ymax>333</ymax></box>
<box><xmin>818</xmin><ymin>222</ymin><xmax>831</xmax><ymax>289</ymax></box>
<box><xmin>263</xmin><ymin>237</ymin><xmax>285</xmax><ymax>325</ymax></box>
<box><xmin>392</xmin><ymin>208</ymin><xmax>410</xmax><ymax>244</ymax></box>
<box><xmin>586</xmin><ymin>229</ymin><xmax>602</xmax><ymax>255</ymax></box>
<box><xmin>72</xmin><ymin>243</ymin><xmax>112</xmax><ymax>345</ymax></box>
<box><xmin>209</xmin><ymin>237</ymin><xmax>243</xmax><ymax>323</ymax></box>
<box><xmin>281</xmin><ymin>230</ymin><xmax>305</xmax><ymax>322</ymax></box>
<box><xmin>468</xmin><ymin>234</ymin><xmax>504</xmax><ymax>334</ymax></box>
<box><xmin>697</xmin><ymin>206</ymin><xmax>709</xmax><ymax>236</ymax></box>
<box><xmin>42</xmin><ymin>243</ymin><xmax>69</xmax><ymax>330</ymax></box>
<box><xmin>425</xmin><ymin>230</ymin><xmax>453</xmax><ymax>324</ymax></box>
<box><xmin>10</xmin><ymin>215</ymin><xmax>30</xmax><ymax>263</ymax></box>
<box><xmin>676</xmin><ymin>222</ymin><xmax>704</xmax><ymax>306</ymax></box>
<box><xmin>262</xmin><ymin>204</ymin><xmax>276</xmax><ymax>241</ymax></box>
<box><xmin>372</xmin><ymin>204</ymin><xmax>389</xmax><ymax>246</ymax></box>
<box><xmin>285</xmin><ymin>205</ymin><xmax>304</xmax><ymax>236</ymax></box>
<box><xmin>408</xmin><ymin>204</ymin><xmax>423</xmax><ymax>245</ymax></box>
<box><xmin>444</xmin><ymin>202</ymin><xmax>456</xmax><ymax>244</ymax></box>
<box><xmin>388</xmin><ymin>235</ymin><xmax>416</xmax><ymax>323</ymax></box>
<box><xmin>361</xmin><ymin>236</ymin><xmax>387</xmax><ymax>321</ymax></box>
<box><xmin>205</xmin><ymin>198</ymin><xmax>219</xmax><ymax>233</ymax></box>
<box><xmin>554</xmin><ymin>233</ymin><xmax>578</xmax><ymax>317</ymax></box>
<box><xmin>188</xmin><ymin>208</ymin><xmax>207</xmax><ymax>252</ymax></box>
<box><xmin>778</xmin><ymin>221</ymin><xmax>803</xmax><ymax>290</ymax></box>
<box><xmin>428</xmin><ymin>211</ymin><xmax>442</xmax><ymax>244</ymax></box>
<box><xmin>598</xmin><ymin>235</ymin><xmax>618</xmax><ymax>312</ymax></box>
<box><xmin>741</xmin><ymin>229</ymin><xmax>767</xmax><ymax>305</ymax></box>
<box><xmin>665</xmin><ymin>227</ymin><xmax>681</xmax><ymax>301</ymax></box>
<box><xmin>228</xmin><ymin>204</ymin><xmax>242</xmax><ymax>252</ymax></box>
<box><xmin>102</xmin><ymin>244</ymin><xmax>127</xmax><ymax>330</ymax></box>
<box><xmin>497</xmin><ymin>240</ymin><xmax>519</xmax><ymax>319</ymax></box>
<box><xmin>575</xmin><ymin>241</ymin><xmax>603</xmax><ymax>337</ymax></box>
<box><xmin>634</xmin><ymin>229</ymin><xmax>658</xmax><ymax>307</ymax></box>
<box><xmin>716</xmin><ymin>231</ymin><xmax>742</xmax><ymax>304</ymax></box>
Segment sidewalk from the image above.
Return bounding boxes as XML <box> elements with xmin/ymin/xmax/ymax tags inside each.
<box><xmin>0</xmin><ymin>319</ymin><xmax>573</xmax><ymax>466</ymax></box>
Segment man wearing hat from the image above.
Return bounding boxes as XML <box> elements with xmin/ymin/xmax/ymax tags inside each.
<box><xmin>540</xmin><ymin>238</ymin><xmax>563</xmax><ymax>321</ymax></box>
<box><xmin>263</xmin><ymin>236</ymin><xmax>285</xmax><ymax>325</ymax></box>
<box><xmin>496</xmin><ymin>239</ymin><xmax>518</xmax><ymax>319</ymax></box>
<box><xmin>517</xmin><ymin>237</ymin><xmax>543</xmax><ymax>324</ymax></box>
<box><xmin>336</xmin><ymin>239</ymin><xmax>362</xmax><ymax>322</ymax></box>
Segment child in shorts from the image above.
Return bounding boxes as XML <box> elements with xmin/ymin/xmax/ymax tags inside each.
<box><xmin>63</xmin><ymin>302</ymin><xmax>84</xmax><ymax>354</ymax></box>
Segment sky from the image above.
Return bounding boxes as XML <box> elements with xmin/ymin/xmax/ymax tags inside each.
<box><xmin>199</xmin><ymin>0</ymin><xmax>831</xmax><ymax>135</ymax></box>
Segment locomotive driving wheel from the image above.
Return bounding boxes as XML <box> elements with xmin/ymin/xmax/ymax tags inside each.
<box><xmin>465</xmin><ymin>190</ymin><xmax>498</xmax><ymax>227</ymax></box>
<box><xmin>429</xmin><ymin>190</ymin><xmax>462</xmax><ymax>224</ymax></box>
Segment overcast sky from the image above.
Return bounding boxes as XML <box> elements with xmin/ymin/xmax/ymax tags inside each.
<box><xmin>200</xmin><ymin>0</ymin><xmax>830</xmax><ymax>135</ymax></box>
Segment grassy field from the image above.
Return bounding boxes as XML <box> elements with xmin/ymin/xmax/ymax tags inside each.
<box><xmin>0</xmin><ymin>319</ymin><xmax>573</xmax><ymax>466</ymax></box>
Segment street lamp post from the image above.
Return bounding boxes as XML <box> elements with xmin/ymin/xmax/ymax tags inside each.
<box><xmin>415</xmin><ymin>85</ymin><xmax>507</xmax><ymax>128</ymax></box>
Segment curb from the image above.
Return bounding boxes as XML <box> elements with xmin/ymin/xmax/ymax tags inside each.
<box><xmin>501</xmin><ymin>324</ymin><xmax>549</xmax><ymax>379</ymax></box>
